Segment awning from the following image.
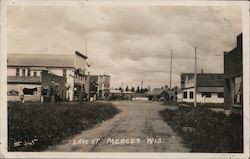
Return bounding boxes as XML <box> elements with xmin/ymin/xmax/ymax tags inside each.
<box><xmin>8</xmin><ymin>76</ymin><xmax>41</xmax><ymax>84</ymax></box>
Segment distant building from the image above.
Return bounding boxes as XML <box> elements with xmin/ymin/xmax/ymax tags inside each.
<box><xmin>146</xmin><ymin>87</ymin><xmax>179</xmax><ymax>101</ymax></box>
<box><xmin>7</xmin><ymin>51</ymin><xmax>90</xmax><ymax>102</ymax></box>
<box><xmin>109</xmin><ymin>89</ymin><xmax>135</xmax><ymax>100</ymax></box>
<box><xmin>109</xmin><ymin>89</ymin><xmax>123</xmax><ymax>100</ymax></box>
<box><xmin>89</xmin><ymin>75</ymin><xmax>98</xmax><ymax>100</ymax></box>
<box><xmin>224</xmin><ymin>33</ymin><xmax>243</xmax><ymax>110</ymax></box>
<box><xmin>147</xmin><ymin>88</ymin><xmax>164</xmax><ymax>101</ymax></box>
<box><xmin>109</xmin><ymin>89</ymin><xmax>151</xmax><ymax>101</ymax></box>
<box><xmin>181</xmin><ymin>73</ymin><xmax>224</xmax><ymax>103</ymax></box>
<box><xmin>89</xmin><ymin>74</ymin><xmax>110</xmax><ymax>100</ymax></box>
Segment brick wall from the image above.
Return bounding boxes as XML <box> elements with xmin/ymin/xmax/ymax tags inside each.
<box><xmin>41</xmin><ymin>71</ymin><xmax>67</xmax><ymax>101</ymax></box>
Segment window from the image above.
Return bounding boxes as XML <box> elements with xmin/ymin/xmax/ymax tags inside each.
<box><xmin>189</xmin><ymin>91</ymin><xmax>194</xmax><ymax>99</ymax></box>
<box><xmin>218</xmin><ymin>93</ymin><xmax>224</xmax><ymax>98</ymax></box>
<box><xmin>22</xmin><ymin>69</ymin><xmax>25</xmax><ymax>76</ymax></box>
<box><xmin>28</xmin><ymin>69</ymin><xmax>31</xmax><ymax>76</ymax></box>
<box><xmin>63</xmin><ymin>69</ymin><xmax>67</xmax><ymax>77</ymax></box>
<box><xmin>16</xmin><ymin>68</ymin><xmax>20</xmax><ymax>76</ymax></box>
<box><xmin>23</xmin><ymin>87</ymin><xmax>38</xmax><ymax>95</ymax></box>
<box><xmin>202</xmin><ymin>92</ymin><xmax>211</xmax><ymax>98</ymax></box>
<box><xmin>34</xmin><ymin>72</ymin><xmax>37</xmax><ymax>76</ymax></box>
<box><xmin>183</xmin><ymin>91</ymin><xmax>187</xmax><ymax>99</ymax></box>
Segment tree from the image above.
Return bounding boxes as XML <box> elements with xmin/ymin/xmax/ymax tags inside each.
<box><xmin>125</xmin><ymin>86</ymin><xmax>129</xmax><ymax>92</ymax></box>
<box><xmin>174</xmin><ymin>85</ymin><xmax>179</xmax><ymax>91</ymax></box>
<box><xmin>144</xmin><ymin>88</ymin><xmax>149</xmax><ymax>92</ymax></box>
<box><xmin>136</xmin><ymin>86</ymin><xmax>140</xmax><ymax>93</ymax></box>
<box><xmin>164</xmin><ymin>84</ymin><xmax>168</xmax><ymax>90</ymax></box>
<box><xmin>119</xmin><ymin>87</ymin><xmax>124</xmax><ymax>92</ymax></box>
<box><xmin>131</xmin><ymin>87</ymin><xmax>135</xmax><ymax>92</ymax></box>
<box><xmin>148</xmin><ymin>85</ymin><xmax>151</xmax><ymax>91</ymax></box>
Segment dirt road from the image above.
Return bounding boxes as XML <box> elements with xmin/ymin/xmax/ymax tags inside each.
<box><xmin>46</xmin><ymin>101</ymin><xmax>189</xmax><ymax>152</ymax></box>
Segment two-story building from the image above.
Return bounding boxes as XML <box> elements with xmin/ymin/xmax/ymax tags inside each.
<box><xmin>181</xmin><ymin>73</ymin><xmax>224</xmax><ymax>103</ymax></box>
<box><xmin>224</xmin><ymin>33</ymin><xmax>243</xmax><ymax>110</ymax></box>
<box><xmin>7</xmin><ymin>51</ymin><xmax>90</xmax><ymax>102</ymax></box>
<box><xmin>89</xmin><ymin>74</ymin><xmax>110</xmax><ymax>100</ymax></box>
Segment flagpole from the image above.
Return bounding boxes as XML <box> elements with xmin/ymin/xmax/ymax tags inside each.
<box><xmin>170</xmin><ymin>50</ymin><xmax>173</xmax><ymax>89</ymax></box>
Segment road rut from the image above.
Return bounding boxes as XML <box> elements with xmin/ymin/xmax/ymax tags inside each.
<box><xmin>46</xmin><ymin>101</ymin><xmax>189</xmax><ymax>152</ymax></box>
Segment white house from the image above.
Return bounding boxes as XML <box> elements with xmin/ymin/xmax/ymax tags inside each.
<box><xmin>7</xmin><ymin>51</ymin><xmax>90</xmax><ymax>102</ymax></box>
<box><xmin>180</xmin><ymin>73</ymin><xmax>224</xmax><ymax>103</ymax></box>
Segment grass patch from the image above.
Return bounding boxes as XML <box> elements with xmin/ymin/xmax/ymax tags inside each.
<box><xmin>163</xmin><ymin>101</ymin><xmax>227</xmax><ymax>109</ymax></box>
<box><xmin>181</xmin><ymin>102</ymin><xmax>226</xmax><ymax>109</ymax></box>
<box><xmin>8</xmin><ymin>102</ymin><xmax>120</xmax><ymax>151</ymax></box>
<box><xmin>159</xmin><ymin>107</ymin><xmax>243</xmax><ymax>153</ymax></box>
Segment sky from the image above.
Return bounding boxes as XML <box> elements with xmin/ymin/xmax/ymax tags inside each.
<box><xmin>7</xmin><ymin>5</ymin><xmax>242</xmax><ymax>89</ymax></box>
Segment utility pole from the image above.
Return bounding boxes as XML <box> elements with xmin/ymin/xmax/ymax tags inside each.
<box><xmin>170</xmin><ymin>50</ymin><xmax>173</xmax><ymax>89</ymax></box>
<box><xmin>194</xmin><ymin>46</ymin><xmax>197</xmax><ymax>107</ymax></box>
<box><xmin>141</xmin><ymin>80</ymin><xmax>143</xmax><ymax>90</ymax></box>
<box><xmin>85</xmin><ymin>40</ymin><xmax>88</xmax><ymax>57</ymax></box>
<box><xmin>147</xmin><ymin>80</ymin><xmax>151</xmax><ymax>91</ymax></box>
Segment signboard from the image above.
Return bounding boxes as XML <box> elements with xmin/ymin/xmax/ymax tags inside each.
<box><xmin>7</xmin><ymin>89</ymin><xmax>19</xmax><ymax>96</ymax></box>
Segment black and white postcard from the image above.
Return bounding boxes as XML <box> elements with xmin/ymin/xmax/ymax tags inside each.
<box><xmin>0</xmin><ymin>0</ymin><xmax>249</xmax><ymax>158</ymax></box>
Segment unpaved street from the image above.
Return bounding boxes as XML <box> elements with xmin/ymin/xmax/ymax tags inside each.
<box><xmin>46</xmin><ymin>101</ymin><xmax>189</xmax><ymax>152</ymax></box>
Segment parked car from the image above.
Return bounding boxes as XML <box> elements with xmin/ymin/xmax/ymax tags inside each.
<box><xmin>159</xmin><ymin>96</ymin><xmax>166</xmax><ymax>101</ymax></box>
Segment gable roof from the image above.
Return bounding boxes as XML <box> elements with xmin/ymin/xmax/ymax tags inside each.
<box><xmin>147</xmin><ymin>88</ymin><xmax>164</xmax><ymax>96</ymax></box>
<box><xmin>181</xmin><ymin>73</ymin><xmax>224</xmax><ymax>88</ymax></box>
<box><xmin>75</xmin><ymin>51</ymin><xmax>88</xmax><ymax>59</ymax></box>
<box><xmin>197</xmin><ymin>87</ymin><xmax>224</xmax><ymax>93</ymax></box>
<box><xmin>7</xmin><ymin>54</ymin><xmax>74</xmax><ymax>68</ymax></box>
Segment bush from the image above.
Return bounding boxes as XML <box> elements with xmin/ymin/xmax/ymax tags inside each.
<box><xmin>181</xmin><ymin>102</ymin><xmax>226</xmax><ymax>108</ymax></box>
<box><xmin>159</xmin><ymin>107</ymin><xmax>243</xmax><ymax>152</ymax></box>
<box><xmin>8</xmin><ymin>102</ymin><xmax>120</xmax><ymax>151</ymax></box>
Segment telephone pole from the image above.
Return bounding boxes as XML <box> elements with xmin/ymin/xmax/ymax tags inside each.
<box><xmin>85</xmin><ymin>40</ymin><xmax>88</xmax><ymax>57</ymax></box>
<box><xmin>170</xmin><ymin>50</ymin><xmax>173</xmax><ymax>89</ymax></box>
<box><xmin>194</xmin><ymin>46</ymin><xmax>197</xmax><ymax>107</ymax></box>
<box><xmin>141</xmin><ymin>80</ymin><xmax>143</xmax><ymax>89</ymax></box>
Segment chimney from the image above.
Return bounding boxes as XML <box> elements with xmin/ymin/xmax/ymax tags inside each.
<box><xmin>201</xmin><ymin>69</ymin><xmax>204</xmax><ymax>74</ymax></box>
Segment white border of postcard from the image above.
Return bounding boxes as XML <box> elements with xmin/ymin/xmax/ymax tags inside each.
<box><xmin>0</xmin><ymin>0</ymin><xmax>249</xmax><ymax>158</ymax></box>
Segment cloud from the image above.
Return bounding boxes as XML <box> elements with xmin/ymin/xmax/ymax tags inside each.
<box><xmin>7</xmin><ymin>5</ymin><xmax>242</xmax><ymax>88</ymax></box>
